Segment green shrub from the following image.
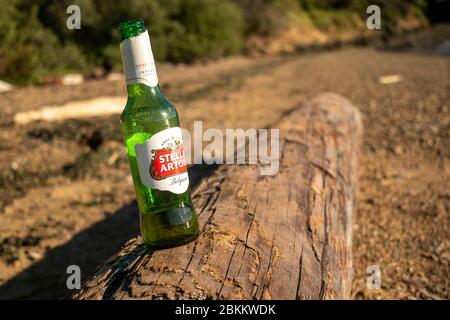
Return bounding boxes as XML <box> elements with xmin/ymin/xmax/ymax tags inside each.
<box><xmin>234</xmin><ymin>0</ymin><xmax>300</xmax><ymax>36</ymax></box>
<box><xmin>310</xmin><ymin>9</ymin><xmax>361</xmax><ymax>31</ymax></box>
<box><xmin>37</xmin><ymin>0</ymin><xmax>245</xmax><ymax>64</ymax></box>
<box><xmin>158</xmin><ymin>0</ymin><xmax>245</xmax><ymax>62</ymax></box>
<box><xmin>0</xmin><ymin>0</ymin><xmax>432</xmax><ymax>83</ymax></box>
<box><xmin>0</xmin><ymin>0</ymin><xmax>86</xmax><ymax>83</ymax></box>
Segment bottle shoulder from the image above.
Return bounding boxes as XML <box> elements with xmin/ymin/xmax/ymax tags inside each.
<box><xmin>121</xmin><ymin>94</ymin><xmax>178</xmax><ymax>121</ymax></box>
<box><xmin>120</xmin><ymin>95</ymin><xmax>180</xmax><ymax>136</ymax></box>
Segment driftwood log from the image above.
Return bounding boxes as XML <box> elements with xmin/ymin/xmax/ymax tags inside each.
<box><xmin>71</xmin><ymin>93</ymin><xmax>362</xmax><ymax>300</ymax></box>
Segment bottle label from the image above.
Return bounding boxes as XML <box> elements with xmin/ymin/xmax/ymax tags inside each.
<box><xmin>134</xmin><ymin>127</ymin><xmax>189</xmax><ymax>194</ymax></box>
<box><xmin>120</xmin><ymin>30</ymin><xmax>159</xmax><ymax>87</ymax></box>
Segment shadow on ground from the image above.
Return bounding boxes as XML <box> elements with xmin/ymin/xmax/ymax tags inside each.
<box><xmin>0</xmin><ymin>164</ymin><xmax>217</xmax><ymax>299</ymax></box>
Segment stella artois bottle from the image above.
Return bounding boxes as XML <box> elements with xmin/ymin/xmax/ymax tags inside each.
<box><xmin>119</xmin><ymin>20</ymin><xmax>199</xmax><ymax>248</ymax></box>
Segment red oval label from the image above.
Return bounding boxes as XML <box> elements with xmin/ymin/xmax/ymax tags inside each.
<box><xmin>149</xmin><ymin>146</ymin><xmax>187</xmax><ymax>180</ymax></box>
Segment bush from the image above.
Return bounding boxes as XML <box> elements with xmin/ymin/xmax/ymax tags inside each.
<box><xmin>31</xmin><ymin>0</ymin><xmax>245</xmax><ymax>69</ymax></box>
<box><xmin>0</xmin><ymin>0</ymin><xmax>433</xmax><ymax>83</ymax></box>
<box><xmin>0</xmin><ymin>0</ymin><xmax>246</xmax><ymax>82</ymax></box>
<box><xmin>309</xmin><ymin>9</ymin><xmax>361</xmax><ymax>31</ymax></box>
<box><xmin>0</xmin><ymin>0</ymin><xmax>86</xmax><ymax>83</ymax></box>
<box><xmin>234</xmin><ymin>0</ymin><xmax>300</xmax><ymax>36</ymax></box>
<box><xmin>158</xmin><ymin>0</ymin><xmax>245</xmax><ymax>62</ymax></box>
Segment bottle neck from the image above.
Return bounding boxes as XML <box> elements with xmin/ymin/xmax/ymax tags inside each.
<box><xmin>126</xmin><ymin>83</ymin><xmax>164</xmax><ymax>100</ymax></box>
<box><xmin>120</xmin><ymin>30</ymin><xmax>159</xmax><ymax>88</ymax></box>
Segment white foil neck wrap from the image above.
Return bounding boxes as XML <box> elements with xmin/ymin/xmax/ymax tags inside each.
<box><xmin>120</xmin><ymin>30</ymin><xmax>159</xmax><ymax>87</ymax></box>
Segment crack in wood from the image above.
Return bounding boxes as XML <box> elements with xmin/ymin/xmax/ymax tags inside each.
<box><xmin>258</xmin><ymin>237</ymin><xmax>276</xmax><ymax>299</ymax></box>
<box><xmin>177</xmin><ymin>242</ymin><xmax>198</xmax><ymax>286</ymax></box>
<box><xmin>319</xmin><ymin>190</ymin><xmax>332</xmax><ymax>299</ymax></box>
<box><xmin>296</xmin><ymin>243</ymin><xmax>304</xmax><ymax>299</ymax></box>
<box><xmin>236</xmin><ymin>207</ymin><xmax>256</xmax><ymax>278</ymax></box>
<box><xmin>149</xmin><ymin>249</ymin><xmax>174</xmax><ymax>295</ymax></box>
<box><xmin>311</xmin><ymin>161</ymin><xmax>336</xmax><ymax>179</ymax></box>
<box><xmin>305</xmin><ymin>165</ymin><xmax>322</xmax><ymax>265</ymax></box>
<box><xmin>217</xmin><ymin>241</ymin><xmax>239</xmax><ymax>299</ymax></box>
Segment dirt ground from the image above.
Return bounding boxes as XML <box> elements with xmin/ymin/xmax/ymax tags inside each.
<box><xmin>0</xmin><ymin>43</ymin><xmax>448</xmax><ymax>299</ymax></box>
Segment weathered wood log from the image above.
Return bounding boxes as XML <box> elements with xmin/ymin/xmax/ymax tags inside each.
<box><xmin>71</xmin><ymin>93</ymin><xmax>362</xmax><ymax>300</ymax></box>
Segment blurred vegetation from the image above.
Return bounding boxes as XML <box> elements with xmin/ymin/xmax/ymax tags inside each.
<box><xmin>0</xmin><ymin>0</ymin><xmax>447</xmax><ymax>83</ymax></box>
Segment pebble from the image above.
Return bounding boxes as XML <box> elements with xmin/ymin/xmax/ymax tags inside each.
<box><xmin>26</xmin><ymin>250</ymin><xmax>43</xmax><ymax>261</ymax></box>
<box><xmin>0</xmin><ymin>80</ymin><xmax>14</xmax><ymax>92</ymax></box>
<box><xmin>62</xmin><ymin>73</ymin><xmax>84</xmax><ymax>86</ymax></box>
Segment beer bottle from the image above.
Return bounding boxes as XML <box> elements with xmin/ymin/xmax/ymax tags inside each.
<box><xmin>118</xmin><ymin>20</ymin><xmax>199</xmax><ymax>248</ymax></box>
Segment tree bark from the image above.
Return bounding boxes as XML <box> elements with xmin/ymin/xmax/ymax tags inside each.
<box><xmin>71</xmin><ymin>93</ymin><xmax>362</xmax><ymax>300</ymax></box>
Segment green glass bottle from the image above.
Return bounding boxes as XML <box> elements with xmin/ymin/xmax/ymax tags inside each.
<box><xmin>118</xmin><ymin>20</ymin><xmax>199</xmax><ymax>248</ymax></box>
